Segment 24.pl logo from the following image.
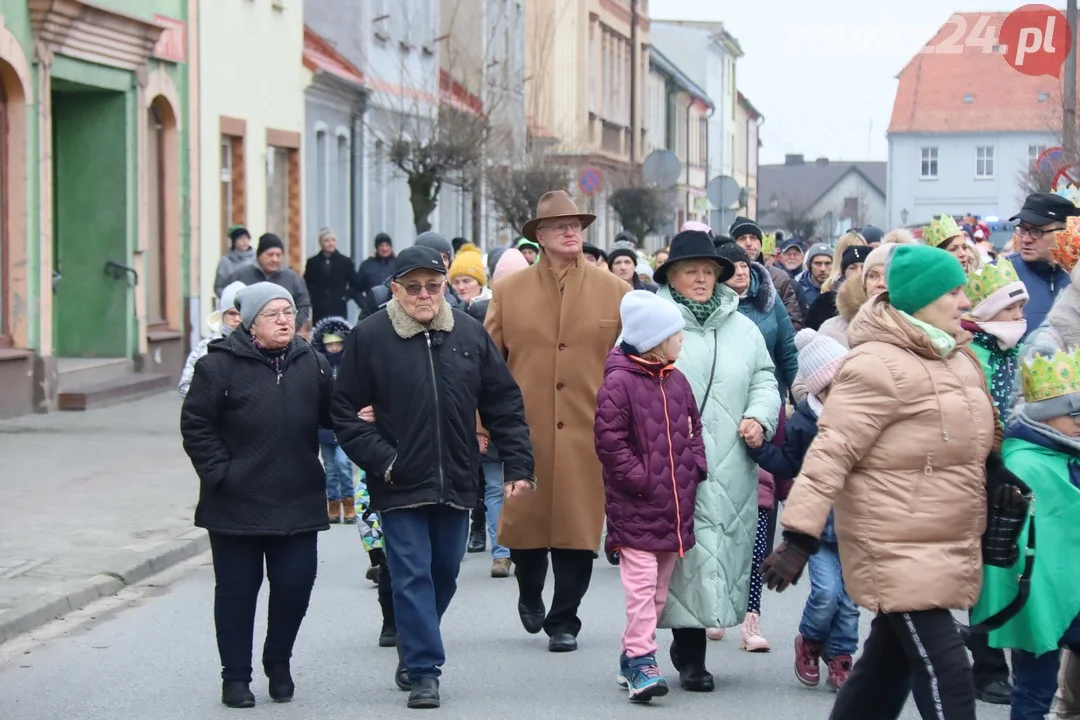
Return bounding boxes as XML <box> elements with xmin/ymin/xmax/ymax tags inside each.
<box><xmin>922</xmin><ymin>4</ymin><xmax>1072</xmax><ymax>77</ymax></box>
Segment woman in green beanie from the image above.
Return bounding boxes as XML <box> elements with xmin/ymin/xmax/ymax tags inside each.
<box><xmin>760</xmin><ymin>244</ymin><xmax>1000</xmax><ymax>719</ymax></box>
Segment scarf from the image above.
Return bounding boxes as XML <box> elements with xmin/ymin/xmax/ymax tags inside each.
<box><xmin>251</xmin><ymin>335</ymin><xmax>288</xmax><ymax>374</ymax></box>
<box><xmin>898</xmin><ymin>310</ymin><xmax>957</xmax><ymax>357</ymax></box>
<box><xmin>971</xmin><ymin>330</ymin><xmax>1020</xmax><ymax>423</ymax></box>
<box><xmin>670</xmin><ymin>285</ymin><xmax>725</xmax><ymax>327</ymax></box>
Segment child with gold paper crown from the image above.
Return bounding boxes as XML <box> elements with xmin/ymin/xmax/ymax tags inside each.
<box><xmin>972</xmin><ymin>346</ymin><xmax>1080</xmax><ymax>717</ymax></box>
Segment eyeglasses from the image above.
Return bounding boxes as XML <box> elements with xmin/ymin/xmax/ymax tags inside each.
<box><xmin>1017</xmin><ymin>224</ymin><xmax>1064</xmax><ymax>240</ymax></box>
<box><xmin>401</xmin><ymin>280</ymin><xmax>445</xmax><ymax>297</ymax></box>
<box><xmin>259</xmin><ymin>308</ymin><xmax>295</xmax><ymax>321</ymax></box>
<box><xmin>539</xmin><ymin>221</ymin><xmax>583</xmax><ymax>235</ymax></box>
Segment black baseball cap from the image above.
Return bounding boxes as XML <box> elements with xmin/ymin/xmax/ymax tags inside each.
<box><xmin>392</xmin><ymin>245</ymin><xmax>446</xmax><ymax>280</ymax></box>
<box><xmin>1010</xmin><ymin>192</ymin><xmax>1080</xmax><ymax>226</ymax></box>
<box><xmin>859</xmin><ymin>225</ymin><xmax>884</xmax><ymax>244</ymax></box>
<box><xmin>780</xmin><ymin>238</ymin><xmax>804</xmax><ymax>253</ymax></box>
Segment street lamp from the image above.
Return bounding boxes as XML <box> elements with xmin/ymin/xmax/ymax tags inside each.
<box><xmin>900</xmin><ymin>207</ymin><xmax>909</xmax><ymax>225</ymax></box>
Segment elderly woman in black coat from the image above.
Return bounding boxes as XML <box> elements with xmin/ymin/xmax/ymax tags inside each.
<box><xmin>181</xmin><ymin>282</ymin><xmax>333</xmax><ymax>709</ymax></box>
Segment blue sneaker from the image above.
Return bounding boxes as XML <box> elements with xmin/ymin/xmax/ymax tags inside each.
<box><xmin>616</xmin><ymin>651</ymin><xmax>632</xmax><ymax>687</ymax></box>
<box><xmin>625</xmin><ymin>655</ymin><xmax>669</xmax><ymax>702</ymax></box>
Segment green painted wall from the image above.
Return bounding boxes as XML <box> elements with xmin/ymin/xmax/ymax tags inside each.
<box><xmin>52</xmin><ymin>89</ymin><xmax>130</xmax><ymax>357</ymax></box>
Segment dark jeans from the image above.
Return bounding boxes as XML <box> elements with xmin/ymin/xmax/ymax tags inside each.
<box><xmin>671</xmin><ymin>627</ymin><xmax>708</xmax><ymax>665</ymax></box>
<box><xmin>381</xmin><ymin>504</ymin><xmax>470</xmax><ymax>681</ymax></box>
<box><xmin>830</xmin><ymin>609</ymin><xmax>976</xmax><ymax>720</ymax></box>
<box><xmin>1011</xmin><ymin>614</ymin><xmax>1080</xmax><ymax>720</ymax></box>
<box><xmin>208</xmin><ymin>532</ymin><xmax>319</xmax><ymax>683</ymax></box>
<box><xmin>511</xmin><ymin>548</ymin><xmax>595</xmax><ymax>637</ymax></box>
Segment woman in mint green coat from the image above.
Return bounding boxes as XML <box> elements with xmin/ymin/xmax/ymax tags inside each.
<box><xmin>651</xmin><ymin>230</ymin><xmax>781</xmax><ymax>692</ymax></box>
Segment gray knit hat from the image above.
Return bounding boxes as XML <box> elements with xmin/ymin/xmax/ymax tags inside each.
<box><xmin>235</xmin><ymin>281</ymin><xmax>295</xmax><ymax>329</ymax></box>
<box><xmin>415</xmin><ymin>231</ymin><xmax>453</xmax><ymax>261</ymax></box>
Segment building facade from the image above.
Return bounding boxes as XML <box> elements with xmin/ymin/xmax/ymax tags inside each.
<box><xmin>648</xmin><ymin>20</ymin><xmax>741</xmax><ymax>230</ymax></box>
<box><xmin>734</xmin><ymin>92</ymin><xmax>762</xmax><ymax>220</ymax></box>
<box><xmin>526</xmin><ymin>0</ymin><xmax>650</xmax><ymax>248</ymax></box>
<box><xmin>646</xmin><ymin>45</ymin><xmax>712</xmax><ymax>237</ymax></box>
<box><xmin>0</xmin><ymin>0</ymin><xmax>194</xmax><ymax>418</ymax></box>
<box><xmin>887</xmin><ymin>12</ymin><xmax>1068</xmax><ymax>229</ymax></box>
<box><xmin>303</xmin><ymin>25</ymin><xmax>367</xmax><ymax>262</ymax></box>
<box><xmin>198</xmin><ymin>0</ymin><xmax>306</xmax><ymax>331</ymax></box>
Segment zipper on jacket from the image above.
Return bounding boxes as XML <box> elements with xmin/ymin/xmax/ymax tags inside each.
<box><xmin>658</xmin><ymin>374</ymin><xmax>685</xmax><ymax>558</ymax></box>
<box><xmin>425</xmin><ymin>331</ymin><xmax>446</xmax><ymax>499</ymax></box>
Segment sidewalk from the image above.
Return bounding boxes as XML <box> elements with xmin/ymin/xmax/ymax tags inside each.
<box><xmin>0</xmin><ymin>392</ymin><xmax>206</xmax><ymax>643</ymax></box>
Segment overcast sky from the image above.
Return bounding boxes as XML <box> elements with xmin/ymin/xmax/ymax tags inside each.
<box><xmin>652</xmin><ymin>0</ymin><xmax>1036</xmax><ymax>164</ymax></box>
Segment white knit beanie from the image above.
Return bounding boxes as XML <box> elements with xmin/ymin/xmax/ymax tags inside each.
<box><xmin>795</xmin><ymin>328</ymin><xmax>848</xmax><ymax>396</ymax></box>
<box><xmin>620</xmin><ymin>290</ymin><xmax>685</xmax><ymax>354</ymax></box>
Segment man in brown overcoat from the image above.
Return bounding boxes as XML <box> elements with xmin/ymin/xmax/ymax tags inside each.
<box><xmin>485</xmin><ymin>190</ymin><xmax>629</xmax><ymax>653</ymax></box>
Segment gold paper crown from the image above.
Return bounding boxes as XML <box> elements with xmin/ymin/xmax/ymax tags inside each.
<box><xmin>1052</xmin><ymin>215</ymin><xmax>1080</xmax><ymax>273</ymax></box>
<box><xmin>1055</xmin><ymin>183</ymin><xmax>1080</xmax><ymax>208</ymax></box>
<box><xmin>762</xmin><ymin>232</ymin><xmax>776</xmax><ymax>256</ymax></box>
<box><xmin>923</xmin><ymin>214</ymin><xmax>962</xmax><ymax>248</ymax></box>
<box><xmin>964</xmin><ymin>262</ymin><xmax>1021</xmax><ymax>308</ymax></box>
<box><xmin>1021</xmin><ymin>348</ymin><xmax>1080</xmax><ymax>403</ymax></box>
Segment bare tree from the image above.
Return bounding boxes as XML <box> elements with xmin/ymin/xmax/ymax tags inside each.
<box><xmin>776</xmin><ymin>200</ymin><xmax>819</xmax><ymax>239</ymax></box>
<box><xmin>609</xmin><ymin>184</ymin><xmax>671</xmax><ymax>242</ymax></box>
<box><xmin>488</xmin><ymin>153</ymin><xmax>573</xmax><ymax>234</ymax></box>
<box><xmin>1018</xmin><ymin>85</ymin><xmax>1080</xmax><ymax>195</ymax></box>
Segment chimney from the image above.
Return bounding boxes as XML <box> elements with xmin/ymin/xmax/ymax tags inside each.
<box><xmin>815</xmin><ymin>157</ymin><xmax>829</xmax><ymax>166</ymax></box>
<box><xmin>785</xmin><ymin>154</ymin><xmax>804</xmax><ymax>165</ymax></box>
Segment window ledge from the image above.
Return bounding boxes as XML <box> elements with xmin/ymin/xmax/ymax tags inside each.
<box><xmin>0</xmin><ymin>347</ymin><xmax>33</xmax><ymax>363</ymax></box>
<box><xmin>147</xmin><ymin>329</ymin><xmax>183</xmax><ymax>342</ymax></box>
<box><xmin>919</xmin><ymin>176</ymin><xmax>939</xmax><ymax>181</ymax></box>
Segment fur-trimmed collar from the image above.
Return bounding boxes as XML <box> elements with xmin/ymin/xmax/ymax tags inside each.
<box><xmin>744</xmin><ymin>262</ymin><xmax>776</xmax><ymax>313</ymax></box>
<box><xmin>387</xmin><ymin>298</ymin><xmax>455</xmax><ymax>339</ymax></box>
<box><xmin>835</xmin><ymin>276</ymin><xmax>868</xmax><ymax>322</ymax></box>
<box><xmin>1044</xmin><ymin>285</ymin><xmax>1080</xmax><ymax>350</ymax></box>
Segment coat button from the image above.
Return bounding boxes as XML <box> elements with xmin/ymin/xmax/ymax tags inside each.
<box><xmin>556</xmin><ymin>382</ymin><xmax>565</xmax><ymax>390</ymax></box>
<box><xmin>558</xmin><ymin>343</ymin><xmax>567</xmax><ymax>350</ymax></box>
<box><xmin>557</xmin><ymin>422</ymin><xmax>564</xmax><ymax>429</ymax></box>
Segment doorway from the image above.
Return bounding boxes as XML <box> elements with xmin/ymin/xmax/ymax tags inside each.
<box><xmin>51</xmin><ymin>84</ymin><xmax>130</xmax><ymax>357</ymax></box>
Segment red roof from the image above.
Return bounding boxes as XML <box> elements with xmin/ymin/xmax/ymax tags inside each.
<box><xmin>888</xmin><ymin>12</ymin><xmax>1074</xmax><ymax>135</ymax></box>
<box><xmin>303</xmin><ymin>26</ymin><xmax>364</xmax><ymax>87</ymax></box>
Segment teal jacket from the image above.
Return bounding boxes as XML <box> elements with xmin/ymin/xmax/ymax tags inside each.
<box><xmin>972</xmin><ymin>431</ymin><xmax>1080</xmax><ymax>655</ymax></box>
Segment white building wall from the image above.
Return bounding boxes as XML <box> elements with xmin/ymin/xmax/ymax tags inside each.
<box><xmin>812</xmin><ymin>172</ymin><xmax>887</xmax><ymax>231</ymax></box>
<box><xmin>887</xmin><ymin>131</ymin><xmax>1056</xmax><ymax>229</ymax></box>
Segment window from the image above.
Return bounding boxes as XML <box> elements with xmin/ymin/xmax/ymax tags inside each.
<box><xmin>698</xmin><ymin>115</ymin><xmax>708</xmax><ymax>165</ymax></box>
<box><xmin>843</xmin><ymin>196</ymin><xmax>859</xmax><ymax>221</ymax></box>
<box><xmin>337</xmin><ymin>134</ymin><xmax>350</xmax><ymax>239</ymax></box>
<box><xmin>220</xmin><ymin>137</ymin><xmax>233</xmax><ymax>254</ymax></box>
<box><xmin>1029</xmin><ymin>144</ymin><xmax>1048</xmax><ymax>167</ymax></box>
<box><xmin>588</xmin><ymin>22</ymin><xmax>596</xmax><ymax>114</ymax></box>
<box><xmin>315</xmin><ymin>129</ymin><xmax>328</xmax><ymax>226</ymax></box>
<box><xmin>147</xmin><ymin>103</ymin><xmax>167</xmax><ymax>326</ymax></box>
<box><xmin>600</xmin><ymin>32</ymin><xmax>608</xmax><ymax>119</ymax></box>
<box><xmin>976</xmin><ymin>146</ymin><xmax>994</xmax><ymax>178</ymax></box>
<box><xmin>920</xmin><ymin>147</ymin><xmax>938</xmax><ymax>179</ymax></box>
<box><xmin>267</xmin><ymin>146</ymin><xmax>290</xmax><ymax>239</ymax></box>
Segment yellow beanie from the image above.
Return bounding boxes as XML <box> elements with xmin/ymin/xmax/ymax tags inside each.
<box><xmin>448</xmin><ymin>250</ymin><xmax>487</xmax><ymax>286</ymax></box>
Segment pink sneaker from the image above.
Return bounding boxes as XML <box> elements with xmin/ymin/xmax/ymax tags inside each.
<box><xmin>740</xmin><ymin>612</ymin><xmax>770</xmax><ymax>652</ymax></box>
<box><xmin>706</xmin><ymin>627</ymin><xmax>725</xmax><ymax>641</ymax></box>
<box><xmin>826</xmin><ymin>655</ymin><xmax>853</xmax><ymax>692</ymax></box>
<box><xmin>794</xmin><ymin>634</ymin><xmax>823</xmax><ymax>686</ymax></box>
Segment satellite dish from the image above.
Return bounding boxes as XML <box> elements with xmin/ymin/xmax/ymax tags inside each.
<box><xmin>707</xmin><ymin>176</ymin><xmax>742</xmax><ymax>210</ymax></box>
<box><xmin>642</xmin><ymin>150</ymin><xmax>682</xmax><ymax>188</ymax></box>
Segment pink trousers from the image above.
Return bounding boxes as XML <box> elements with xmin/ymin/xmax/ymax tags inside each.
<box><xmin>619</xmin><ymin>547</ymin><xmax>678</xmax><ymax>659</ymax></box>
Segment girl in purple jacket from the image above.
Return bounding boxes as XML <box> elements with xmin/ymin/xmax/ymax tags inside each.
<box><xmin>595</xmin><ymin>290</ymin><xmax>708</xmax><ymax>703</ymax></box>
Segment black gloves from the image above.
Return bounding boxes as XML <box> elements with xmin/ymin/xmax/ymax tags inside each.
<box><xmin>760</xmin><ymin>531</ymin><xmax>819</xmax><ymax>592</ymax></box>
<box><xmin>983</xmin><ymin>451</ymin><xmax>1032</xmax><ymax>568</ymax></box>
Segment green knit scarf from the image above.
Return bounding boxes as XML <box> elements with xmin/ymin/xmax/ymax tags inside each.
<box><xmin>670</xmin><ymin>285</ymin><xmax>725</xmax><ymax>327</ymax></box>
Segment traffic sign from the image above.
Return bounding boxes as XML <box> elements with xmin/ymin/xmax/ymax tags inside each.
<box><xmin>578</xmin><ymin>166</ymin><xmax>603</xmax><ymax>196</ymax></box>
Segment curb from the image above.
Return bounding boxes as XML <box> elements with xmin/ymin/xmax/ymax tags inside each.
<box><xmin>0</xmin><ymin>529</ymin><xmax>210</xmax><ymax>645</ymax></box>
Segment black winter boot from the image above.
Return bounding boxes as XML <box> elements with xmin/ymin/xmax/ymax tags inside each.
<box><xmin>670</xmin><ymin>629</ymin><xmax>714</xmax><ymax>692</ymax></box>
<box><xmin>221</xmin><ymin>680</ymin><xmax>255</xmax><ymax>708</ymax></box>
<box><xmin>264</xmin><ymin>661</ymin><xmax>294</xmax><ymax>702</ymax></box>
<box><xmin>407</xmin><ymin>676</ymin><xmax>440</xmax><ymax>709</ymax></box>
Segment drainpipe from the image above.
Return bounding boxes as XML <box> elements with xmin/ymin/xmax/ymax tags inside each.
<box><xmin>351</xmin><ymin>87</ymin><xmax>369</xmax><ymax>263</ymax></box>
<box><xmin>754</xmin><ymin>115</ymin><xmax>764</xmax><ymax>218</ymax></box>
<box><xmin>704</xmin><ymin>103</ymin><xmax>715</xmax><ymax>224</ymax></box>
<box><xmin>629</xmin><ymin>0</ymin><xmax>638</xmax><ymax>165</ymax></box>
<box><xmin>685</xmin><ymin>96</ymin><xmax>694</xmax><ymax>223</ymax></box>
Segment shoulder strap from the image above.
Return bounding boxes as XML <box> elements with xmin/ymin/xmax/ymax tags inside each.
<box><xmin>965</xmin><ymin>517</ymin><xmax>1036</xmax><ymax>634</ymax></box>
<box><xmin>698</xmin><ymin>328</ymin><xmax>719</xmax><ymax>414</ymax></box>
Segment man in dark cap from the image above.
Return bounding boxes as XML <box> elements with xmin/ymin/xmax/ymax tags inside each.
<box><xmin>859</xmin><ymin>225</ymin><xmax>884</xmax><ymax>248</ymax></box>
<box><xmin>360</xmin><ymin>232</ymin><xmax>462</xmax><ymax>318</ymax></box>
<box><xmin>332</xmin><ymin>245</ymin><xmax>534</xmax><ymax>709</ymax></box>
<box><xmin>358</xmin><ymin>233</ymin><xmax>397</xmax><ymax>297</ymax></box>
<box><xmin>1006</xmin><ymin>192</ymin><xmax>1080</xmax><ymax>334</ymax></box>
<box><xmin>228</xmin><ymin>233</ymin><xmax>313</xmax><ymax>329</ymax></box>
<box><xmin>607</xmin><ymin>246</ymin><xmax>657</xmax><ymax>291</ymax></box>
<box><xmin>214</xmin><ymin>226</ymin><xmax>256</xmax><ymax>298</ymax></box>
<box><xmin>778</xmin><ymin>237</ymin><xmax>806</xmax><ymax>279</ymax></box>
<box><xmin>728</xmin><ymin>216</ymin><xmax>804</xmax><ymax>329</ymax></box>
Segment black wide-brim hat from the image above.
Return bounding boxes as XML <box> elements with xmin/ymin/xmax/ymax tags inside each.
<box><xmin>654</xmin><ymin>230</ymin><xmax>734</xmax><ymax>286</ymax></box>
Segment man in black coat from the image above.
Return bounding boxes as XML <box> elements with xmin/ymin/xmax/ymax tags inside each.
<box><xmin>331</xmin><ymin>246</ymin><xmax>535</xmax><ymax>709</ymax></box>
<box><xmin>304</xmin><ymin>228</ymin><xmax>362</xmax><ymax>323</ymax></box>
<box><xmin>357</xmin><ymin>232</ymin><xmax>397</xmax><ymax>296</ymax></box>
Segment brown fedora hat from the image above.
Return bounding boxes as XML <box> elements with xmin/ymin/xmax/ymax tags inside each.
<box><xmin>520</xmin><ymin>190</ymin><xmax>596</xmax><ymax>242</ymax></box>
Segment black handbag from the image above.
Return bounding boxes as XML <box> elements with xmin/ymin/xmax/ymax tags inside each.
<box><xmin>966</xmin><ymin>457</ymin><xmax>1036</xmax><ymax>634</ymax></box>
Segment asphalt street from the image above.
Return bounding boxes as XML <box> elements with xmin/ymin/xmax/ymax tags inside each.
<box><xmin>0</xmin><ymin>524</ymin><xmax>1012</xmax><ymax>720</ymax></box>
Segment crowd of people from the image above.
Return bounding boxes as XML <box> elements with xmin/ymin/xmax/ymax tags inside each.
<box><xmin>178</xmin><ymin>186</ymin><xmax>1080</xmax><ymax>719</ymax></box>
